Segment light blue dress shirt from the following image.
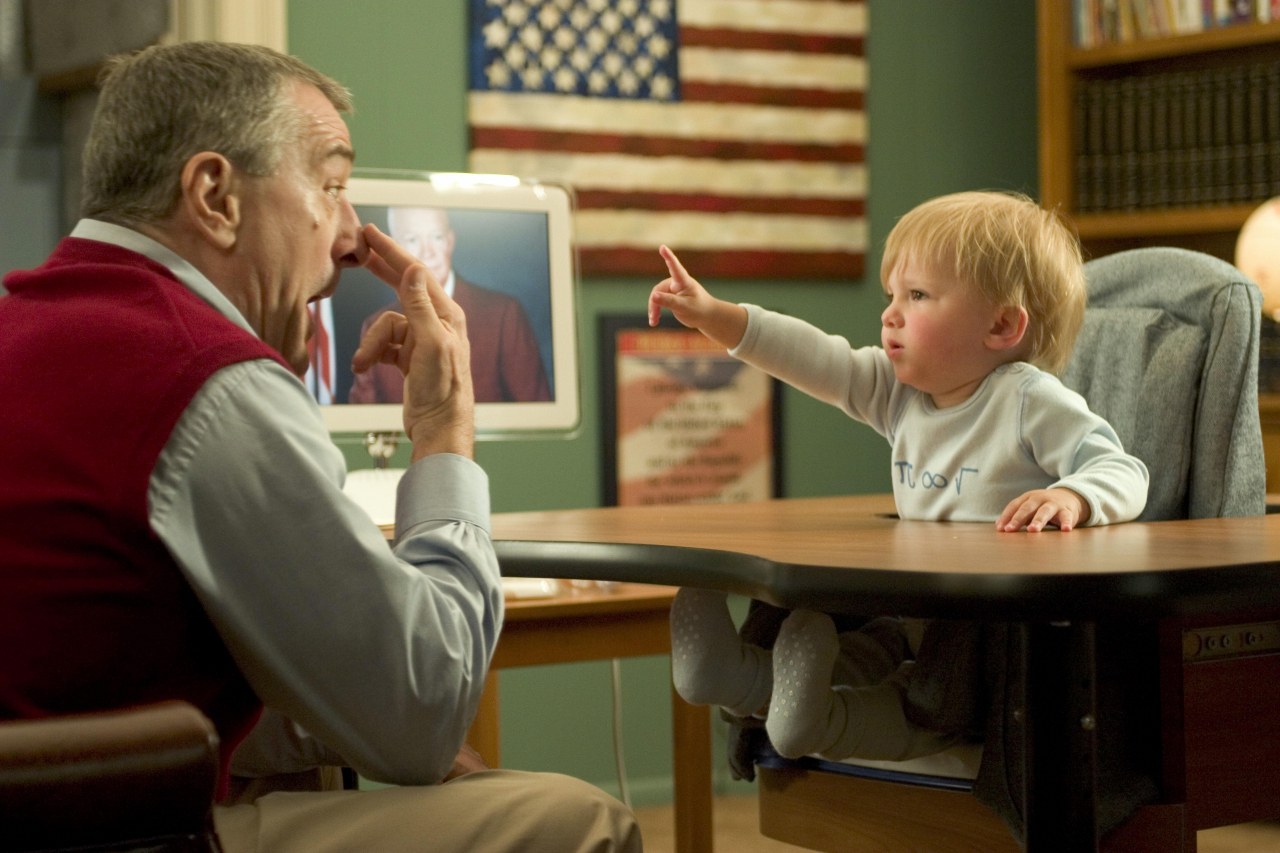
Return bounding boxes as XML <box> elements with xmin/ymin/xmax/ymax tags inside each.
<box><xmin>72</xmin><ymin>220</ymin><xmax>503</xmax><ymax>786</ymax></box>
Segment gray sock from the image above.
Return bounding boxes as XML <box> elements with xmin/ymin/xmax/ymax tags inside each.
<box><xmin>670</xmin><ymin>588</ymin><xmax>771</xmax><ymax>717</ymax></box>
<box><xmin>770</xmin><ymin>611</ymin><xmax>957</xmax><ymax>761</ymax></box>
<box><xmin>767</xmin><ymin>609</ymin><xmax>845</xmax><ymax>758</ymax></box>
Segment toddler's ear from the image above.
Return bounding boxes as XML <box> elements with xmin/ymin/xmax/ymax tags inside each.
<box><xmin>987</xmin><ymin>305</ymin><xmax>1029</xmax><ymax>352</ymax></box>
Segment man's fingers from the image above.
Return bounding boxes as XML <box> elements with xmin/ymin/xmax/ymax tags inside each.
<box><xmin>362</xmin><ymin>222</ymin><xmax>460</xmax><ymax>338</ymax></box>
<box><xmin>397</xmin><ymin>260</ymin><xmax>461</xmax><ymax>345</ymax></box>
<box><xmin>363</xmin><ymin>223</ymin><xmax>416</xmax><ymax>275</ymax></box>
<box><xmin>351</xmin><ymin>310</ymin><xmax>408</xmax><ymax>372</ymax></box>
<box><xmin>363</xmin><ymin>250</ymin><xmax>398</xmax><ymax>286</ymax></box>
<box><xmin>362</xmin><ymin>222</ymin><xmax>446</xmax><ymax>296</ymax></box>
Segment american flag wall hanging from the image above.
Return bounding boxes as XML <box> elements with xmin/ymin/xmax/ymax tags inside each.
<box><xmin>467</xmin><ymin>0</ymin><xmax>867</xmax><ymax>280</ymax></box>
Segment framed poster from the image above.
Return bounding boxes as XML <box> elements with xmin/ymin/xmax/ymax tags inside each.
<box><xmin>600</xmin><ymin>314</ymin><xmax>783</xmax><ymax>507</ymax></box>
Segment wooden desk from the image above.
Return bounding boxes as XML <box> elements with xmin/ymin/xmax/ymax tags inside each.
<box><xmin>491</xmin><ymin>494</ymin><xmax>1280</xmax><ymax>852</ymax></box>
<box><xmin>492</xmin><ymin>494</ymin><xmax>1280</xmax><ymax>621</ymax></box>
<box><xmin>469</xmin><ymin>583</ymin><xmax>713</xmax><ymax>853</ymax></box>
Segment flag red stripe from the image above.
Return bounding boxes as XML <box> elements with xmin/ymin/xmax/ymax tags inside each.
<box><xmin>468</xmin><ymin>1</ymin><xmax>866</xmax><ymax>280</ymax></box>
<box><xmin>574</xmin><ymin>189</ymin><xmax>864</xmax><ymax>217</ymax></box>
<box><xmin>679</xmin><ymin>26</ymin><xmax>864</xmax><ymax>56</ymax></box>
<box><xmin>471</xmin><ymin>127</ymin><xmax>862</xmax><ymax>163</ymax></box>
<box><xmin>680</xmin><ymin>82</ymin><xmax>863</xmax><ymax>110</ymax></box>
<box><xmin>582</xmin><ymin>247</ymin><xmax>864</xmax><ymax>280</ymax></box>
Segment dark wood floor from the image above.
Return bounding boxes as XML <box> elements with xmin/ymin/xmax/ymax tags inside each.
<box><xmin>633</xmin><ymin>795</ymin><xmax>1280</xmax><ymax>853</ymax></box>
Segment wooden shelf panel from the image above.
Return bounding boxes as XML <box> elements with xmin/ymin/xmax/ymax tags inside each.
<box><xmin>1068</xmin><ymin>20</ymin><xmax>1280</xmax><ymax>69</ymax></box>
<box><xmin>1071</xmin><ymin>205</ymin><xmax>1261</xmax><ymax>240</ymax></box>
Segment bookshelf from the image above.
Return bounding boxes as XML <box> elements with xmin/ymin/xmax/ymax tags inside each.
<box><xmin>1037</xmin><ymin>0</ymin><xmax>1280</xmax><ymax>260</ymax></box>
<box><xmin>1039</xmin><ymin>2</ymin><xmax>1280</xmax><ymax>491</ymax></box>
<box><xmin>1262</xmin><ymin>393</ymin><xmax>1280</xmax><ymax>491</ymax></box>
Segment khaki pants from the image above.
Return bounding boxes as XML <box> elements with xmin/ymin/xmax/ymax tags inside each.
<box><xmin>214</xmin><ymin>769</ymin><xmax>642</xmax><ymax>852</ymax></box>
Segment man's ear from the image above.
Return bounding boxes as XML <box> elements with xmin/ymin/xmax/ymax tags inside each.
<box><xmin>178</xmin><ymin>152</ymin><xmax>241</xmax><ymax>251</ymax></box>
<box><xmin>987</xmin><ymin>304</ymin><xmax>1029</xmax><ymax>352</ymax></box>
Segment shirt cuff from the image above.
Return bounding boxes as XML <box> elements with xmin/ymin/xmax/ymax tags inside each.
<box><xmin>394</xmin><ymin>452</ymin><xmax>491</xmax><ymax>536</ymax></box>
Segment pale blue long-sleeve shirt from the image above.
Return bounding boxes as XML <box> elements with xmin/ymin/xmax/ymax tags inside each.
<box><xmin>732</xmin><ymin>303</ymin><xmax>1149</xmax><ymax>525</ymax></box>
<box><xmin>73</xmin><ymin>219</ymin><xmax>503</xmax><ymax>786</ymax></box>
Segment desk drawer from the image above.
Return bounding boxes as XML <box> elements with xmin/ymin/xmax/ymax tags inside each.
<box><xmin>1181</xmin><ymin>650</ymin><xmax>1280</xmax><ymax>829</ymax></box>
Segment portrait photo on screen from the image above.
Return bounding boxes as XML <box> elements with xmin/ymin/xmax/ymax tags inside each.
<box><xmin>308</xmin><ymin>172</ymin><xmax>581</xmax><ymax>438</ymax></box>
<box><xmin>330</xmin><ymin>204</ymin><xmax>554</xmax><ymax>404</ymax></box>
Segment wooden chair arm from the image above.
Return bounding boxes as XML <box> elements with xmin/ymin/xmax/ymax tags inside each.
<box><xmin>0</xmin><ymin>701</ymin><xmax>220</xmax><ymax>852</ymax></box>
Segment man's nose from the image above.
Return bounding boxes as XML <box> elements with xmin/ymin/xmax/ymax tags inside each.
<box><xmin>334</xmin><ymin>199</ymin><xmax>365</xmax><ymax>269</ymax></box>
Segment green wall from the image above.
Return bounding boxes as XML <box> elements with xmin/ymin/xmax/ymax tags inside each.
<box><xmin>288</xmin><ymin>0</ymin><xmax>1038</xmax><ymax>804</ymax></box>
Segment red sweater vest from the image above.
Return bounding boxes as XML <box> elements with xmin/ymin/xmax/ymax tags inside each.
<box><xmin>0</xmin><ymin>237</ymin><xmax>287</xmax><ymax>791</ymax></box>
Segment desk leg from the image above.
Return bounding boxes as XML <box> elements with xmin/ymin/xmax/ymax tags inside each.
<box><xmin>468</xmin><ymin>670</ymin><xmax>502</xmax><ymax>768</ymax></box>
<box><xmin>1024</xmin><ymin>621</ymin><xmax>1099</xmax><ymax>852</ymax></box>
<box><xmin>671</xmin><ymin>685</ymin><xmax>714</xmax><ymax>853</ymax></box>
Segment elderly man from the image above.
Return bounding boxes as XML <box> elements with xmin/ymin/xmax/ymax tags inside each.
<box><xmin>0</xmin><ymin>41</ymin><xmax>638</xmax><ymax>852</ymax></box>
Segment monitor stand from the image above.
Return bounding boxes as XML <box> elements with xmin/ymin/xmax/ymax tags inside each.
<box><xmin>342</xmin><ymin>432</ymin><xmax>561</xmax><ymax>599</ymax></box>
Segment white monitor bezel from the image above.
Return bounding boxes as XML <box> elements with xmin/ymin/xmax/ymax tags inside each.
<box><xmin>322</xmin><ymin>170</ymin><xmax>580</xmax><ymax>439</ymax></box>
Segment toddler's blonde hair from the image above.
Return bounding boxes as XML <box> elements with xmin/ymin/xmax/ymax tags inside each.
<box><xmin>880</xmin><ymin>190</ymin><xmax>1086</xmax><ymax>375</ymax></box>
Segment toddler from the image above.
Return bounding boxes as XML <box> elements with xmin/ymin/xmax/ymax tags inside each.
<box><xmin>647</xmin><ymin>191</ymin><xmax>1149</xmax><ymax>762</ymax></box>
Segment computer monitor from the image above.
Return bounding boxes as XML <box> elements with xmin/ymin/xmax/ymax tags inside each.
<box><xmin>319</xmin><ymin>170</ymin><xmax>580</xmax><ymax>439</ymax></box>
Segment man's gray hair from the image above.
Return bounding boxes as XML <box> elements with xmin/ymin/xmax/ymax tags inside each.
<box><xmin>80</xmin><ymin>41</ymin><xmax>352</xmax><ymax>226</ymax></box>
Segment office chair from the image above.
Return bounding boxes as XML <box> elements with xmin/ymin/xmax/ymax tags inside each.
<box><xmin>0</xmin><ymin>701</ymin><xmax>222</xmax><ymax>853</ymax></box>
<box><xmin>750</xmin><ymin>247</ymin><xmax>1268</xmax><ymax>851</ymax></box>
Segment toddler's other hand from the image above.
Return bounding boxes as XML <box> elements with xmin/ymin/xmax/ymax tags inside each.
<box><xmin>997</xmin><ymin>487</ymin><xmax>1090</xmax><ymax>532</ymax></box>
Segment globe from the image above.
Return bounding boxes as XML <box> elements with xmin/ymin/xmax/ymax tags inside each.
<box><xmin>1236</xmin><ymin>198</ymin><xmax>1280</xmax><ymax>320</ymax></box>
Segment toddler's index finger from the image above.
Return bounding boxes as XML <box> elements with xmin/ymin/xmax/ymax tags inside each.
<box><xmin>659</xmin><ymin>244</ymin><xmax>693</xmax><ymax>291</ymax></box>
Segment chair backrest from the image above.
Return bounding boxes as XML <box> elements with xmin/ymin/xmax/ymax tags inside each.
<box><xmin>975</xmin><ymin>247</ymin><xmax>1269</xmax><ymax>839</ymax></box>
<box><xmin>0</xmin><ymin>701</ymin><xmax>221</xmax><ymax>852</ymax></box>
<box><xmin>1061</xmin><ymin>246</ymin><xmax>1265</xmax><ymax>521</ymax></box>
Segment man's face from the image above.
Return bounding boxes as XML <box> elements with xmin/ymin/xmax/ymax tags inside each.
<box><xmin>390</xmin><ymin>207</ymin><xmax>455</xmax><ymax>286</ymax></box>
<box><xmin>233</xmin><ymin>81</ymin><xmax>361</xmax><ymax>376</ymax></box>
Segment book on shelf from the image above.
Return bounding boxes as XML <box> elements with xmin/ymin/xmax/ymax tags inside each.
<box><xmin>1072</xmin><ymin>58</ymin><xmax>1280</xmax><ymax>213</ymax></box>
<box><xmin>1073</xmin><ymin>0</ymin><xmax>1272</xmax><ymax>47</ymax></box>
